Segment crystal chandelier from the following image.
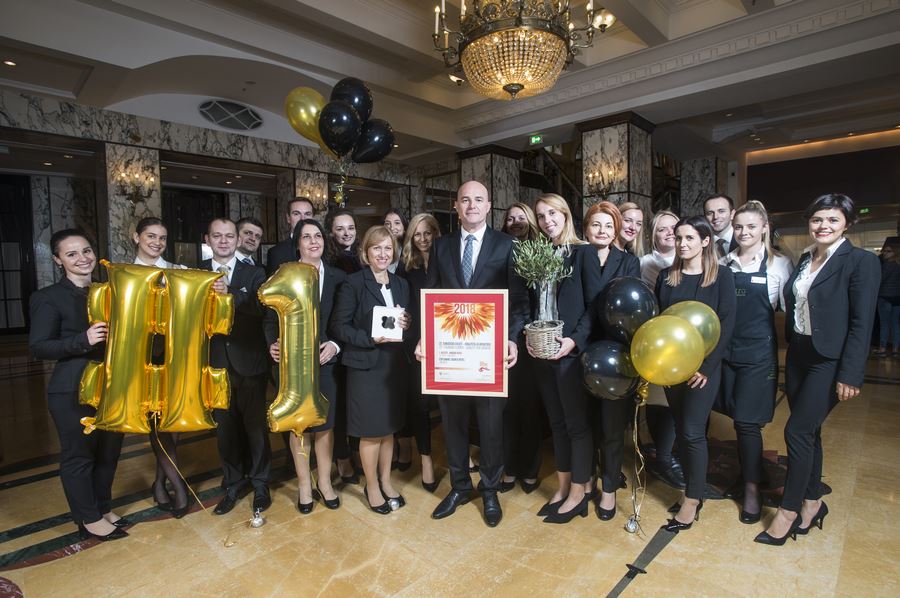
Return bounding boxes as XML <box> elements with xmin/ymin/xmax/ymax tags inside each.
<box><xmin>432</xmin><ymin>1</ymin><xmax>615</xmax><ymax>100</ymax></box>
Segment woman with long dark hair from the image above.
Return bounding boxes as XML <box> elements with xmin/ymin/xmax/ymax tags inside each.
<box><xmin>132</xmin><ymin>217</ymin><xmax>191</xmax><ymax>518</ymax></box>
<box><xmin>30</xmin><ymin>229</ymin><xmax>128</xmax><ymax>541</ymax></box>
<box><xmin>326</xmin><ymin>208</ymin><xmax>361</xmax><ymax>274</ymax></box>
<box><xmin>655</xmin><ymin>216</ymin><xmax>735</xmax><ymax>532</ymax></box>
<box><xmin>383</xmin><ymin>208</ymin><xmax>407</xmax><ymax>274</ymax></box>
<box><xmin>396</xmin><ymin>213</ymin><xmax>441</xmax><ymax>491</ymax></box>
<box><xmin>756</xmin><ymin>194</ymin><xmax>879</xmax><ymax>545</ymax></box>
<box><xmin>266</xmin><ymin>219</ymin><xmax>346</xmax><ymax>513</ymax></box>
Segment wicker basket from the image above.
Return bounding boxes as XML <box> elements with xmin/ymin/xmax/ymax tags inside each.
<box><xmin>524</xmin><ymin>320</ymin><xmax>564</xmax><ymax>359</ymax></box>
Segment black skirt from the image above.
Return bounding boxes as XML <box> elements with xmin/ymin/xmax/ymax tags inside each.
<box><xmin>346</xmin><ymin>346</ymin><xmax>408</xmax><ymax>437</ymax></box>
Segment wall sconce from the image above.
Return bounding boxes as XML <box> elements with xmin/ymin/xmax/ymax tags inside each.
<box><xmin>116</xmin><ymin>171</ymin><xmax>156</xmax><ymax>204</ymax></box>
<box><xmin>305</xmin><ymin>190</ymin><xmax>328</xmax><ymax>212</ymax></box>
<box><xmin>586</xmin><ymin>169</ymin><xmax>615</xmax><ymax>199</ymax></box>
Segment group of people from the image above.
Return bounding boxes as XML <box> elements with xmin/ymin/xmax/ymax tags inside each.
<box><xmin>30</xmin><ymin>182</ymin><xmax>880</xmax><ymax>547</ymax></box>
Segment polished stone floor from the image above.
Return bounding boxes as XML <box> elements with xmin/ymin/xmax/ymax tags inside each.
<box><xmin>0</xmin><ymin>338</ymin><xmax>898</xmax><ymax>597</ymax></box>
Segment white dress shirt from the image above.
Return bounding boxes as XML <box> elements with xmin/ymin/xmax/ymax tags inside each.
<box><xmin>721</xmin><ymin>246</ymin><xmax>794</xmax><ymax>309</ymax></box>
<box><xmin>640</xmin><ymin>250</ymin><xmax>674</xmax><ymax>288</ymax></box>
<box><xmin>792</xmin><ymin>237</ymin><xmax>846</xmax><ymax>335</ymax></box>
<box><xmin>714</xmin><ymin>225</ymin><xmax>734</xmax><ymax>249</ymax></box>
<box><xmin>459</xmin><ymin>224</ymin><xmax>488</xmax><ymax>272</ymax></box>
<box><xmin>379</xmin><ymin>283</ymin><xmax>395</xmax><ymax>308</ymax></box>
<box><xmin>210</xmin><ymin>255</ymin><xmax>238</xmax><ymax>285</ymax></box>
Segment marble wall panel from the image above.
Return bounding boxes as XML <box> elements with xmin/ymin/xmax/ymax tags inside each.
<box><xmin>490</xmin><ymin>154</ymin><xmax>520</xmax><ymax>212</ymax></box>
<box><xmin>389</xmin><ymin>187</ymin><xmax>413</xmax><ymax>219</ymax></box>
<box><xmin>105</xmin><ymin>144</ymin><xmax>161</xmax><ymax>263</ymax></box>
<box><xmin>582</xmin><ymin>124</ymin><xmax>628</xmax><ymax>203</ymax></box>
<box><xmin>226</xmin><ymin>192</ymin><xmax>241</xmax><ymax>222</ymax></box>
<box><xmin>275</xmin><ymin>170</ymin><xmax>296</xmax><ymax>241</ymax></box>
<box><xmin>680</xmin><ymin>157</ymin><xmax>727</xmax><ymax>218</ymax></box>
<box><xmin>294</xmin><ymin>170</ymin><xmax>329</xmax><ymax>219</ymax></box>
<box><xmin>226</xmin><ymin>192</ymin><xmax>263</xmax><ymax>223</ymax></box>
<box><xmin>460</xmin><ymin>155</ymin><xmax>491</xmax><ymax>189</ymax></box>
<box><xmin>30</xmin><ymin>177</ymin><xmax>54</xmax><ymax>289</ymax></box>
<box><xmin>519</xmin><ymin>186</ymin><xmax>544</xmax><ymax>207</ymax></box>
<box><xmin>629</xmin><ymin>124</ymin><xmax>652</xmax><ymax>198</ymax></box>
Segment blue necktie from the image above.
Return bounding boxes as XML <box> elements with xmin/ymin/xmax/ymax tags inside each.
<box><xmin>462</xmin><ymin>234</ymin><xmax>475</xmax><ymax>287</ymax></box>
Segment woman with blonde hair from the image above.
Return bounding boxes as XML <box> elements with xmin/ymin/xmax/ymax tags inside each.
<box><xmin>656</xmin><ymin>216</ymin><xmax>735</xmax><ymax>532</ymax></box>
<box><xmin>396</xmin><ymin>213</ymin><xmax>441</xmax><ymax>490</ymax></box>
<box><xmin>530</xmin><ymin>194</ymin><xmax>602</xmax><ymax>523</ymax></box>
<box><xmin>502</xmin><ymin>202</ymin><xmax>541</xmax><ymax>242</ymax></box>
<box><xmin>616</xmin><ymin>202</ymin><xmax>645</xmax><ymax>257</ymax></box>
<box><xmin>718</xmin><ymin>201</ymin><xmax>793</xmax><ymax>524</ymax></box>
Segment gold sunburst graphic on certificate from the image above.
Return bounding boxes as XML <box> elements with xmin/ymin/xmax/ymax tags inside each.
<box><xmin>434</xmin><ymin>302</ymin><xmax>494</xmax><ymax>339</ymax></box>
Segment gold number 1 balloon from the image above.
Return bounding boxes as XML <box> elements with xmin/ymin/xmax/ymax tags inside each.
<box><xmin>258</xmin><ymin>262</ymin><xmax>327</xmax><ymax>435</ymax></box>
<box><xmin>79</xmin><ymin>261</ymin><xmax>233</xmax><ymax>434</ymax></box>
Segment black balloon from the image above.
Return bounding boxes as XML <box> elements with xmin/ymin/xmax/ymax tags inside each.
<box><xmin>600</xmin><ymin>276</ymin><xmax>659</xmax><ymax>344</ymax></box>
<box><xmin>330</xmin><ymin>77</ymin><xmax>374</xmax><ymax>123</ymax></box>
<box><xmin>351</xmin><ymin>119</ymin><xmax>395</xmax><ymax>163</ymax></box>
<box><xmin>318</xmin><ymin>100</ymin><xmax>362</xmax><ymax>157</ymax></box>
<box><xmin>581</xmin><ymin>340</ymin><xmax>640</xmax><ymax>401</ymax></box>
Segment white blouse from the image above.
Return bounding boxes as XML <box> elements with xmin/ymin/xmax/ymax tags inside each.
<box><xmin>380</xmin><ymin>283</ymin><xmax>394</xmax><ymax>309</ymax></box>
<box><xmin>640</xmin><ymin>250</ymin><xmax>674</xmax><ymax>288</ymax></box>
<box><xmin>792</xmin><ymin>237</ymin><xmax>846</xmax><ymax>335</ymax></box>
<box><xmin>721</xmin><ymin>247</ymin><xmax>794</xmax><ymax>310</ymax></box>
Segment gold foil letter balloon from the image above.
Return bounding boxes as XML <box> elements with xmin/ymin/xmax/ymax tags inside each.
<box><xmin>630</xmin><ymin>315</ymin><xmax>705</xmax><ymax>386</ymax></box>
<box><xmin>258</xmin><ymin>262</ymin><xmax>327</xmax><ymax>435</ymax></box>
<box><xmin>661</xmin><ymin>301</ymin><xmax>721</xmax><ymax>357</ymax></box>
<box><xmin>79</xmin><ymin>261</ymin><xmax>233</xmax><ymax>434</ymax></box>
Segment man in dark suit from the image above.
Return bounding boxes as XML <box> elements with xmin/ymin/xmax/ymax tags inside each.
<box><xmin>236</xmin><ymin>216</ymin><xmax>264</xmax><ymax>266</ymax></box>
<box><xmin>202</xmin><ymin>218</ymin><xmax>272</xmax><ymax>515</ymax></box>
<box><xmin>704</xmin><ymin>194</ymin><xmax>739</xmax><ymax>258</ymax></box>
<box><xmin>266</xmin><ymin>197</ymin><xmax>315</xmax><ymax>276</ymax></box>
<box><xmin>417</xmin><ymin>180</ymin><xmax>529</xmax><ymax>527</ymax></box>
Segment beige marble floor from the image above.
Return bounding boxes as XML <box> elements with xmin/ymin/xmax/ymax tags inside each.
<box><xmin>1</xmin><ymin>345</ymin><xmax>898</xmax><ymax>597</ymax></box>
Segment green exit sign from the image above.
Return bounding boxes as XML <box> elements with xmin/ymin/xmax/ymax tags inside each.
<box><xmin>529</xmin><ymin>134</ymin><xmax>543</xmax><ymax>145</ymax></box>
<box><xmin>859</xmin><ymin>208</ymin><xmax>870</xmax><ymax>214</ymax></box>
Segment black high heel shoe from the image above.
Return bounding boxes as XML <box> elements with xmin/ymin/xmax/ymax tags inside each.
<box><xmin>151</xmin><ymin>483</ymin><xmax>174</xmax><ymax>512</ymax></box>
<box><xmin>314</xmin><ymin>484</ymin><xmax>341</xmax><ymax>510</ymax></box>
<box><xmin>421</xmin><ymin>478</ymin><xmax>439</xmax><ymax>493</ymax></box>
<box><xmin>499</xmin><ymin>479</ymin><xmax>516</xmax><ymax>493</ymax></box>
<box><xmin>106</xmin><ymin>516</ymin><xmax>132</xmax><ymax>528</ymax></box>
<box><xmin>520</xmin><ymin>479</ymin><xmax>540</xmax><ymax>494</ymax></box>
<box><xmin>171</xmin><ymin>502</ymin><xmax>191</xmax><ymax>519</ymax></box>
<box><xmin>365</xmin><ymin>486</ymin><xmax>391</xmax><ymax>515</ymax></box>
<box><xmin>537</xmin><ymin>497</ymin><xmax>566</xmax><ymax>517</ymax></box>
<box><xmin>543</xmin><ymin>495</ymin><xmax>590</xmax><ymax>524</ymax></box>
<box><xmin>796</xmin><ymin>502</ymin><xmax>828</xmax><ymax>535</ymax></box>
<box><xmin>396</xmin><ymin>460</ymin><xmax>412</xmax><ymax>472</ymax></box>
<box><xmin>739</xmin><ymin>509</ymin><xmax>762</xmax><ymax>524</ymax></box>
<box><xmin>667</xmin><ymin>501</ymin><xmax>681</xmax><ymax>514</ymax></box>
<box><xmin>380</xmin><ymin>484</ymin><xmax>406</xmax><ymax>511</ymax></box>
<box><xmin>754</xmin><ymin>516</ymin><xmax>802</xmax><ymax>546</ymax></box>
<box><xmin>595</xmin><ymin>494</ymin><xmax>617</xmax><ymax>521</ymax></box>
<box><xmin>662</xmin><ymin>500</ymin><xmax>703</xmax><ymax>532</ymax></box>
<box><xmin>78</xmin><ymin>523</ymin><xmax>129</xmax><ymax>542</ymax></box>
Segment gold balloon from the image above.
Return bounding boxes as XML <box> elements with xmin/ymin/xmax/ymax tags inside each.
<box><xmin>258</xmin><ymin>262</ymin><xmax>327</xmax><ymax>435</ymax></box>
<box><xmin>285</xmin><ymin>87</ymin><xmax>326</xmax><ymax>146</ymax></box>
<box><xmin>662</xmin><ymin>300</ymin><xmax>721</xmax><ymax>357</ymax></box>
<box><xmin>80</xmin><ymin>261</ymin><xmax>233</xmax><ymax>434</ymax></box>
<box><xmin>630</xmin><ymin>315</ymin><xmax>705</xmax><ymax>386</ymax></box>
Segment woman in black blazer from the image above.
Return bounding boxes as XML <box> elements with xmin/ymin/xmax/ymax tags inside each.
<box><xmin>326</xmin><ymin>208</ymin><xmax>362</xmax><ymax>274</ymax></box>
<box><xmin>756</xmin><ymin>194</ymin><xmax>879</xmax><ymax>545</ymax></box>
<box><xmin>395</xmin><ymin>213</ymin><xmax>441</xmax><ymax>491</ymax></box>
<box><xmin>655</xmin><ymin>216</ymin><xmax>736</xmax><ymax>532</ymax></box>
<box><xmin>266</xmin><ymin>219</ymin><xmax>346</xmax><ymax>514</ymax></box>
<box><xmin>583</xmin><ymin>201</ymin><xmax>641</xmax><ymax>521</ymax></box>
<box><xmin>29</xmin><ymin>229</ymin><xmax>128</xmax><ymax>541</ymax></box>
<box><xmin>330</xmin><ymin>226</ymin><xmax>411</xmax><ymax>515</ymax></box>
<box><xmin>531</xmin><ymin>194</ymin><xmax>603</xmax><ymax>524</ymax></box>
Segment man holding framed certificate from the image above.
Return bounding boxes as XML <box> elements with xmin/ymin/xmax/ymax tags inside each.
<box><xmin>416</xmin><ymin>180</ymin><xmax>529</xmax><ymax>527</ymax></box>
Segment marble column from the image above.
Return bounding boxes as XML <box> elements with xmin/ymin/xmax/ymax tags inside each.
<box><xmin>458</xmin><ymin>146</ymin><xmax>521</xmax><ymax>228</ymax></box>
<box><xmin>225</xmin><ymin>192</ymin><xmax>264</xmax><ymax>222</ymax></box>
<box><xmin>294</xmin><ymin>170</ymin><xmax>329</xmax><ymax>220</ymax></box>
<box><xmin>104</xmin><ymin>143</ymin><xmax>161</xmax><ymax>263</ymax></box>
<box><xmin>680</xmin><ymin>157</ymin><xmax>728</xmax><ymax>217</ymax></box>
<box><xmin>275</xmin><ymin>169</ymin><xmax>296</xmax><ymax>241</ymax></box>
<box><xmin>389</xmin><ymin>187</ymin><xmax>412</xmax><ymax>219</ymax></box>
<box><xmin>578</xmin><ymin>112</ymin><xmax>654</xmax><ymax>216</ymax></box>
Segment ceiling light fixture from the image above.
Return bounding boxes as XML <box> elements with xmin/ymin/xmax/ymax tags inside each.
<box><xmin>225</xmin><ymin>181</ymin><xmax>232</xmax><ymax>185</ymax></box>
<box><xmin>62</xmin><ymin>154</ymin><xmax>73</xmax><ymax>159</ymax></box>
<box><xmin>433</xmin><ymin>1</ymin><xmax>614</xmax><ymax>100</ymax></box>
<box><xmin>43</xmin><ymin>161</ymin><xmax>52</xmax><ymax>166</ymax></box>
<box><xmin>3</xmin><ymin>60</ymin><xmax>16</xmax><ymax>67</ymax></box>
<box><xmin>847</xmin><ymin>132</ymin><xmax>855</xmax><ymax>136</ymax></box>
<box><xmin>803</xmin><ymin>139</ymin><xmax>810</xmax><ymax>143</ymax></box>
<box><xmin>725</xmin><ymin>112</ymin><xmax>733</xmax><ymax>117</ymax></box>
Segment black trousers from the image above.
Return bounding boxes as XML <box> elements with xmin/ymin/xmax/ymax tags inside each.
<box><xmin>399</xmin><ymin>361</ymin><xmax>435</xmax><ymax>456</ymax></box>
<box><xmin>734</xmin><ymin>421</ymin><xmax>764</xmax><ymax>484</ymax></box>
<box><xmin>48</xmin><ymin>393</ymin><xmax>124</xmax><ymax>525</ymax></box>
<box><xmin>536</xmin><ymin>357</ymin><xmax>593</xmax><ymax>484</ymax></box>
<box><xmin>503</xmin><ymin>350</ymin><xmax>542</xmax><ymax>479</ymax></box>
<box><xmin>782</xmin><ymin>335</ymin><xmax>839</xmax><ymax>512</ymax></box>
<box><xmin>598</xmin><ymin>397</ymin><xmax>633</xmax><ymax>492</ymax></box>
<box><xmin>214</xmin><ymin>371</ymin><xmax>271</xmax><ymax>492</ymax></box>
<box><xmin>438</xmin><ymin>395</ymin><xmax>505</xmax><ymax>492</ymax></box>
<box><xmin>665</xmin><ymin>367</ymin><xmax>721</xmax><ymax>500</ymax></box>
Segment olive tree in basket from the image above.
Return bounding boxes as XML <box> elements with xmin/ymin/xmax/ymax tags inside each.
<box><xmin>513</xmin><ymin>236</ymin><xmax>573</xmax><ymax>359</ymax></box>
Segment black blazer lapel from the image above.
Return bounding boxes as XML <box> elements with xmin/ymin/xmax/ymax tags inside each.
<box><xmin>810</xmin><ymin>239</ymin><xmax>852</xmax><ymax>290</ymax></box>
<box><xmin>362</xmin><ymin>268</ymin><xmax>386</xmax><ymax>306</ymax></box>
<box><xmin>447</xmin><ymin>230</ymin><xmax>464</xmax><ymax>287</ymax></box>
<box><xmin>598</xmin><ymin>246</ymin><xmax>624</xmax><ymax>290</ymax></box>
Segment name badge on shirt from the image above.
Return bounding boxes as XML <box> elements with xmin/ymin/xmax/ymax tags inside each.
<box><xmin>751</xmin><ymin>276</ymin><xmax>767</xmax><ymax>284</ymax></box>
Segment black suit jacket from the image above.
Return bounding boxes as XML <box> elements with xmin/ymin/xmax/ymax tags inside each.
<box><xmin>263</xmin><ymin>263</ymin><xmax>346</xmax><ymax>366</ymax></box>
<box><xmin>656</xmin><ymin>266</ymin><xmax>736</xmax><ymax>377</ymax></box>
<box><xmin>587</xmin><ymin>244</ymin><xmax>642</xmax><ymax>341</ymax></box>
<box><xmin>266</xmin><ymin>238</ymin><xmax>298</xmax><ymax>277</ymax></box>
<box><xmin>549</xmin><ymin>244</ymin><xmax>604</xmax><ymax>354</ymax></box>
<box><xmin>330</xmin><ymin>268</ymin><xmax>410</xmax><ymax>370</ymax></box>
<box><xmin>201</xmin><ymin>259</ymin><xmax>269</xmax><ymax>377</ymax></box>
<box><xmin>29</xmin><ymin>277</ymin><xmax>105</xmax><ymax>394</ymax></box>
<box><xmin>424</xmin><ymin>227</ymin><xmax>529</xmax><ymax>342</ymax></box>
<box><xmin>784</xmin><ymin>239</ymin><xmax>880</xmax><ymax>387</ymax></box>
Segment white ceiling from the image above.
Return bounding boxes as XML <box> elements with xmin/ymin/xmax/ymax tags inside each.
<box><xmin>1</xmin><ymin>0</ymin><xmax>898</xmax><ymax>164</ymax></box>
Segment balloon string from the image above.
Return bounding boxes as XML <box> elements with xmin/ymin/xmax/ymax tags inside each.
<box><xmin>629</xmin><ymin>380</ymin><xmax>649</xmax><ymax>536</ymax></box>
<box><xmin>152</xmin><ymin>413</ymin><xmax>210</xmax><ymax>517</ymax></box>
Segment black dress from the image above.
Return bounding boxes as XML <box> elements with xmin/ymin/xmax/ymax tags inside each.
<box><xmin>29</xmin><ymin>277</ymin><xmax>124</xmax><ymax>526</ymax></box>
<box><xmin>330</xmin><ymin>268</ymin><xmax>410</xmax><ymax>438</ymax></box>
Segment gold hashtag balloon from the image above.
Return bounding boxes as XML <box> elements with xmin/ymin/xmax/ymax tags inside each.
<box><xmin>79</xmin><ymin>260</ymin><xmax>233</xmax><ymax>434</ymax></box>
<box><xmin>258</xmin><ymin>262</ymin><xmax>327</xmax><ymax>435</ymax></box>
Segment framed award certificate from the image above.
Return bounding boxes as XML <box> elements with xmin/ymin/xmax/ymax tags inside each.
<box><xmin>421</xmin><ymin>289</ymin><xmax>508</xmax><ymax>397</ymax></box>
